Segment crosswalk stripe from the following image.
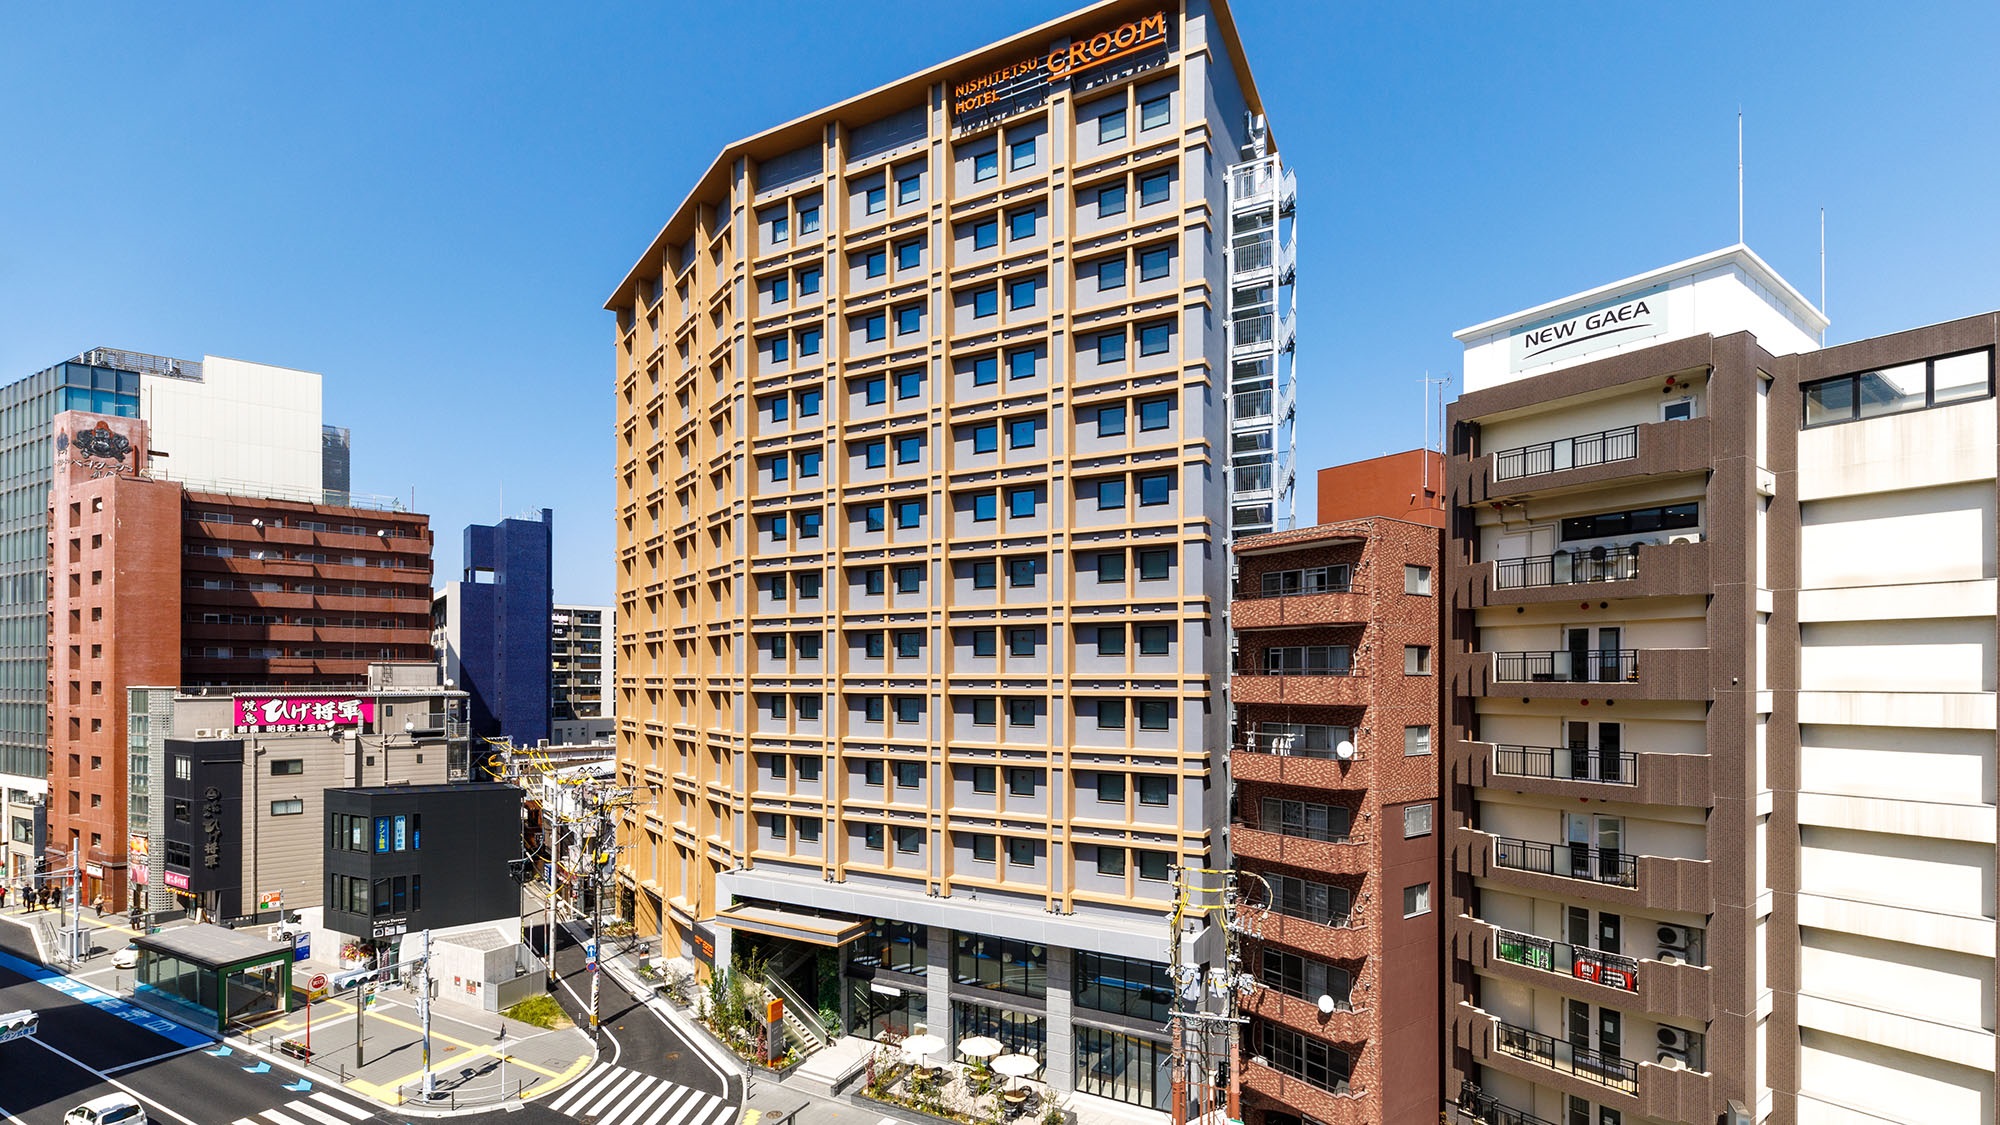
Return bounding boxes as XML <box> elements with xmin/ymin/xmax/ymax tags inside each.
<box><xmin>307</xmin><ymin>1092</ymin><xmax>371</xmax><ymax>1121</ymax></box>
<box><xmin>618</xmin><ymin>1079</ymin><xmax>685</xmax><ymax>1125</ymax></box>
<box><xmin>602</xmin><ymin>1074</ymin><xmax>670</xmax><ymax>1124</ymax></box>
<box><xmin>649</xmin><ymin>1084</ymin><xmax>709</xmax><ymax>1125</ymax></box>
<box><xmin>670</xmin><ymin>1093</ymin><xmax>725</xmax><ymax>1125</ymax></box>
<box><xmin>581</xmin><ymin>1069</ymin><xmax>649</xmax><ymax>1116</ymax></box>
<box><xmin>702</xmin><ymin>1099</ymin><xmax>740</xmax><ymax>1125</ymax></box>
<box><xmin>259</xmin><ymin>1110</ymin><xmax>308</xmax><ymax>1125</ymax></box>
<box><xmin>233</xmin><ymin>1118</ymin><xmax>260</xmax><ymax>1125</ymax></box>
<box><xmin>283</xmin><ymin>1101</ymin><xmax>348</xmax><ymax>1125</ymax></box>
<box><xmin>548</xmin><ymin>1067</ymin><xmax>616</xmax><ymax>1112</ymax></box>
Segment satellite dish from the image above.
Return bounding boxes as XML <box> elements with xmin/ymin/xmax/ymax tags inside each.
<box><xmin>1334</xmin><ymin>740</ymin><xmax>1356</xmax><ymax>761</ymax></box>
<box><xmin>1317</xmin><ymin>994</ymin><xmax>1336</xmax><ymax>1015</ymax></box>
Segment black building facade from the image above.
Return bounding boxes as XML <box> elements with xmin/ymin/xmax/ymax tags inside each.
<box><xmin>323</xmin><ymin>783</ymin><xmax>520</xmax><ymax>940</ymax></box>
<box><xmin>162</xmin><ymin>738</ymin><xmax>246</xmax><ymax>920</ymax></box>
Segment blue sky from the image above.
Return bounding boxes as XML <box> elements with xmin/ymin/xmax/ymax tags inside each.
<box><xmin>3</xmin><ymin>1</ymin><xmax>1995</xmax><ymax>603</ymax></box>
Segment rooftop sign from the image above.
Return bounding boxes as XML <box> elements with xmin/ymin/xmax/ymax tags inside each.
<box><xmin>952</xmin><ymin>10</ymin><xmax>1168</xmax><ymax>129</ymax></box>
<box><xmin>234</xmin><ymin>695</ymin><xmax>375</xmax><ymax>732</ymax></box>
<box><xmin>1508</xmin><ymin>285</ymin><xmax>1667</xmax><ymax>373</ymax></box>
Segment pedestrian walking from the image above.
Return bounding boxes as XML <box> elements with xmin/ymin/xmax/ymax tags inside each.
<box><xmin>0</xmin><ymin>883</ymin><xmax>8</xmax><ymax>909</ymax></box>
<box><xmin>92</xmin><ymin>894</ymin><xmax>104</xmax><ymax>918</ymax></box>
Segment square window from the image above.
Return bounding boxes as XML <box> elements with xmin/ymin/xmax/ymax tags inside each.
<box><xmin>1405</xmin><ymin>645</ymin><xmax>1432</xmax><ymax>675</ymax></box>
<box><xmin>896</xmin><ymin>826</ymin><xmax>923</xmax><ymax>854</ymax></box>
<box><xmin>972</xmin><ymin>834</ymin><xmax>996</xmax><ymax>862</ymax></box>
<box><xmin>769</xmin><ymin>335</ymin><xmax>789</xmax><ymax>362</ymax></box>
<box><xmin>769</xmin><ymin>395</ymin><xmax>789</xmax><ymax>422</ymax></box>
<box><xmin>798</xmin><ymin>633</ymin><xmax>821</xmax><ymax>658</ymax></box>
<box><xmin>1096</xmin><ymin>773</ymin><xmax>1126</xmax><ymax>802</ymax></box>
<box><xmin>973</xmin><ymin>287</ymin><xmax>998</xmax><ymax>318</ymax></box>
<box><xmin>769</xmin><ymin>514</ymin><xmax>788</xmax><ymax>539</ymax></box>
<box><xmin>1137</xmin><ymin>850</ymin><xmax>1170</xmax><ymax>881</ymax></box>
<box><xmin>972</xmin><ymin>765</ymin><xmax>997</xmax><ymax>793</ymax></box>
<box><xmin>1138</xmin><ymin>245</ymin><xmax>1171</xmax><ymax>281</ymax></box>
<box><xmin>864</xmin><ymin>759</ymin><xmax>884</xmax><ymax>786</ymax></box>
<box><xmin>864</xmin><ymin>632</ymin><xmax>886</xmax><ymax>659</ymax></box>
<box><xmin>1097</xmin><ymin>478</ymin><xmax>1126</xmax><ymax>509</ymax></box>
<box><xmin>972</xmin><ymin>423</ymin><xmax>999</xmax><ymax>454</ymax></box>
<box><xmin>1137</xmin><ymin>624</ymin><xmax>1170</xmax><ymax>654</ymax></box>
<box><xmin>895</xmin><ymin>697</ymin><xmax>922</xmax><ymax>724</ymax></box>
<box><xmin>767</xmin><ymin>694</ymin><xmax>787</xmax><ymax>719</ymax></box>
<box><xmin>1010</xmin><ymin>278</ymin><xmax>1038</xmax><ymax>310</ymax></box>
<box><xmin>1008</xmin><ymin>767</ymin><xmax>1038</xmax><ymax>795</ymax></box>
<box><xmin>865</xmin><ymin>249</ymin><xmax>887</xmax><ymax>278</ymax></box>
<box><xmin>770</xmin><ymin>455</ymin><xmax>789</xmax><ymax>481</ymax></box>
<box><xmin>1099</xmin><ymin>107</ymin><xmax>1128</xmax><ymax>143</ymax></box>
<box><xmin>973</xmin><ymin>150</ymin><xmax>998</xmax><ymax>181</ymax></box>
<box><xmin>999</xmin><ymin>208</ymin><xmax>1034</xmax><ymax>242</ymax></box>
<box><xmin>971</xmin><ymin>356</ymin><xmax>999</xmax><ymax>386</ymax></box>
<box><xmin>864</xmin><ymin>376</ymin><xmax>888</xmax><ymax>404</ymax></box>
<box><xmin>865</xmin><ymin>185</ymin><xmax>887</xmax><ymax>214</ymax></box>
<box><xmin>972</xmin><ymin>629</ymin><xmax>997</xmax><ymax>658</ymax></box>
<box><xmin>798</xmin><ymin>695</ymin><xmax>821</xmax><ymax>720</ymax></box>
<box><xmin>1138</xmin><ymin>472</ymin><xmax>1172</xmax><ymax>506</ymax></box>
<box><xmin>1098</xmin><ymin>551</ymin><xmax>1127</xmax><ymax>582</ymax></box>
<box><xmin>771</xmin><ymin>275</ymin><xmax>790</xmax><ymax>302</ymax></box>
<box><xmin>1140</xmin><ymin>94</ymin><xmax>1171</xmax><ymax>131</ymax></box>
<box><xmin>973</xmin><ymin>493</ymin><xmax>998</xmax><ymax>521</ymax></box>
<box><xmin>896</xmin><ymin>305</ymin><xmax>922</xmax><ymax>335</ymax></box>
<box><xmin>1008</xmin><ymin>558</ymin><xmax>1037</xmax><ymax>587</ymax></box>
<box><xmin>972</xmin><ymin>697</ymin><xmax>997</xmax><ymax>725</ymax></box>
<box><xmin>1096</xmin><ymin>846</ymin><xmax>1126</xmax><ymax>876</ymax></box>
<box><xmin>1097</xmin><ymin>183</ymin><xmax>1127</xmax><ymax>217</ymax></box>
<box><xmin>798</xmin><ymin>816</ymin><xmax>821</xmax><ymax>842</ymax></box>
<box><xmin>896</xmin><ymin>240</ymin><xmax>922</xmax><ymax>270</ymax></box>
<box><xmin>1137</xmin><ymin>775</ymin><xmax>1171</xmax><ymax>806</ymax></box>
<box><xmin>1403</xmin><ymin>882</ymin><xmax>1432</xmax><ymax>917</ymax></box>
<box><xmin>1139</xmin><ymin>171</ymin><xmax>1170</xmax><ymax>207</ymax></box>
<box><xmin>973</xmin><ymin>219</ymin><xmax>998</xmax><ymax>250</ymax></box>
<box><xmin>1138</xmin><ymin>699</ymin><xmax>1170</xmax><ymax>730</ymax></box>
<box><xmin>1404</xmin><ymin>725</ymin><xmax>1432</xmax><ymax>756</ymax></box>
<box><xmin>770</xmin><ymin>814</ymin><xmax>787</xmax><ymax>840</ymax></box>
<box><xmin>864</xmin><ymin>823</ymin><xmax>884</xmax><ymax>850</ymax></box>
<box><xmin>1404</xmin><ymin>804</ymin><xmax>1433</xmax><ymax>838</ymax></box>
<box><xmin>800</xmin><ymin>511</ymin><xmax>821</xmax><ymax>538</ymax></box>
<box><xmin>1007</xmin><ymin>838</ymin><xmax>1036</xmax><ymax>866</ymax></box>
<box><xmin>1008</xmin><ymin>489</ymin><xmax>1037</xmax><ymax>519</ymax></box>
<box><xmin>863</xmin><ymin>568</ymin><xmax>885</xmax><ymax>596</ymax></box>
<box><xmin>864</xmin><ymin>313</ymin><xmax>887</xmax><ymax>342</ymax></box>
<box><xmin>1008</xmin><ymin>699</ymin><xmax>1036</xmax><ymax>727</ymax></box>
<box><xmin>895</xmin><ymin>566</ymin><xmax>923</xmax><ymax>594</ymax></box>
<box><xmin>1097</xmin><ymin>331</ymin><xmax>1127</xmax><ymax>363</ymax></box>
<box><xmin>1009</xmin><ymin>629</ymin><xmax>1036</xmax><ymax>657</ymax></box>
<box><xmin>1098</xmin><ymin>405</ymin><xmax>1127</xmax><ymax>436</ymax></box>
<box><xmin>896</xmin><ymin>434</ymin><xmax>923</xmax><ymax>463</ymax></box>
<box><xmin>1097</xmin><ymin>625</ymin><xmax>1125</xmax><ymax>655</ymax></box>
<box><xmin>896</xmin><ymin>500</ymin><xmax>923</xmax><ymax>529</ymax></box>
<box><xmin>1009</xmin><ymin>418</ymin><xmax>1037</xmax><ymax>448</ymax></box>
<box><xmin>1139</xmin><ymin>321</ymin><xmax>1171</xmax><ymax>356</ymax></box>
<box><xmin>1008</xmin><ymin>349</ymin><xmax>1036</xmax><ymax>380</ymax></box>
<box><xmin>800</xmin><ymin>450</ymin><xmax>822</xmax><ymax>477</ymax></box>
<box><xmin>1010</xmin><ymin>137</ymin><xmax>1037</xmax><ymax>170</ymax></box>
<box><xmin>897</xmin><ymin>175</ymin><xmax>921</xmax><ymax>205</ymax></box>
<box><xmin>799</xmin><ymin>572</ymin><xmax>822</xmax><ymax>598</ymax></box>
<box><xmin>1098</xmin><ymin>257</ymin><xmax>1127</xmax><ymax>291</ymax></box>
<box><xmin>800</xmin><ymin>266</ymin><xmax>822</xmax><ymax>295</ymax></box>
<box><xmin>972</xmin><ymin>561</ymin><xmax>997</xmax><ymax>589</ymax></box>
<box><xmin>864</xmin><ymin>440</ymin><xmax>887</xmax><ymax>469</ymax></box>
<box><xmin>1098</xmin><ymin>699</ymin><xmax>1125</xmax><ymax>729</ymax></box>
<box><xmin>865</xmin><ymin>696</ymin><xmax>885</xmax><ymax>722</ymax></box>
<box><xmin>799</xmin><ymin>327</ymin><xmax>822</xmax><ymax>355</ymax></box>
<box><xmin>799</xmin><ymin>205</ymin><xmax>820</xmax><ymax>234</ymax></box>
<box><xmin>771</xmin><ymin>215</ymin><xmax>789</xmax><ymax>243</ymax></box>
<box><xmin>1138</xmin><ymin>397</ymin><xmax>1171</xmax><ymax>431</ymax></box>
<box><xmin>769</xmin><ymin>633</ymin><xmax>789</xmax><ymax>660</ymax></box>
<box><xmin>1405</xmin><ymin>564</ymin><xmax>1433</xmax><ymax>595</ymax></box>
<box><xmin>863</xmin><ymin>504</ymin><xmax>885</xmax><ymax>533</ymax></box>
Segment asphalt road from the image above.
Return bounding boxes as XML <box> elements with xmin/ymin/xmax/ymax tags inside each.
<box><xmin>543</xmin><ymin>925</ymin><xmax>734</xmax><ymax>1104</ymax></box>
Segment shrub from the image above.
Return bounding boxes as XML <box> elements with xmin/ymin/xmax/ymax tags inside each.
<box><xmin>503</xmin><ymin>993</ymin><xmax>572</xmax><ymax>1029</ymax></box>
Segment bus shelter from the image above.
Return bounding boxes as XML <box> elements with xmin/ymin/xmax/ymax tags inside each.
<box><xmin>133</xmin><ymin>923</ymin><xmax>294</xmax><ymax>1034</ymax></box>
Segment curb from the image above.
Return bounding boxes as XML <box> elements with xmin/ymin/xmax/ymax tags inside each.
<box><xmin>602</xmin><ymin>953</ymin><xmax>747</xmax><ymax>1082</ymax></box>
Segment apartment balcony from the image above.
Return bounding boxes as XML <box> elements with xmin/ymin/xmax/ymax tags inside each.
<box><xmin>1457</xmin><ymin>647</ymin><xmax>1709</xmax><ymax>702</ymax></box>
<box><xmin>1237</xmin><ymin>905</ymin><xmax>1371</xmax><ymax>963</ymax></box>
<box><xmin>1451</xmin><ymin>1081</ymin><xmax>1557</xmax><ymax>1125</ymax></box>
<box><xmin>1231</xmin><ymin>308</ymin><xmax>1296</xmax><ymax>358</ymax></box>
<box><xmin>1231</xmin><ymin>823</ymin><xmax>1372</xmax><ymax>877</ymax></box>
<box><xmin>1456</xmin><ymin>1004</ymin><xmax>1715</xmax><ymax>1125</ymax></box>
<box><xmin>1240</xmin><ymin>1057</ymin><xmax>1369</xmax><ymax>1125</ymax></box>
<box><xmin>1230</xmin><ymin>230</ymin><xmax>1296</xmax><ymax>285</ymax></box>
<box><xmin>1459</xmin><ymin>416</ymin><xmax>1712</xmax><ymax>505</ymax></box>
<box><xmin>1231</xmin><ymin>379</ymin><xmax>1296</xmax><ymax>431</ymax></box>
<box><xmin>1232</xmin><ymin>578</ymin><xmax>1368</xmax><ymax>630</ymax></box>
<box><xmin>1465</xmin><ymin>738</ymin><xmax>1714</xmax><ymax>807</ymax></box>
<box><xmin>1460</xmin><ymin>917</ymin><xmax>1713</xmax><ymax>1021</ymax></box>
<box><xmin>1458</xmin><ymin>828</ymin><xmax>1712</xmax><ymax>915</ymax></box>
<box><xmin>1232</xmin><ymin>666</ymin><xmax>1369</xmax><ymax>708</ymax></box>
<box><xmin>1231</xmin><ymin>734</ymin><xmax>1369</xmax><ymax>791</ymax></box>
<box><xmin>1461</xmin><ymin>537</ymin><xmax>1710</xmax><ymax>608</ymax></box>
<box><xmin>1242</xmin><ymin>987</ymin><xmax>1370</xmax><ymax>1050</ymax></box>
<box><xmin>1231</xmin><ymin>461</ymin><xmax>1296</xmax><ymax>501</ymax></box>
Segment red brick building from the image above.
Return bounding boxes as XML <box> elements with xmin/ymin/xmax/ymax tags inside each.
<box><xmin>1232</xmin><ymin>451</ymin><xmax>1444</xmax><ymax>1125</ymax></box>
<box><xmin>43</xmin><ymin>412</ymin><xmax>432</xmax><ymax>909</ymax></box>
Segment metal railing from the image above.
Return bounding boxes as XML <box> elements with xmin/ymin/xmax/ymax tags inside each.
<box><xmin>1493</xmin><ymin>546</ymin><xmax>1640</xmax><ymax>590</ymax></box>
<box><xmin>1456</xmin><ymin>1082</ymin><xmax>1559</xmax><ymax>1125</ymax></box>
<box><xmin>1491</xmin><ymin>836</ymin><xmax>1638</xmax><ymax>887</ymax></box>
<box><xmin>1493</xmin><ymin>1021</ymin><xmax>1638</xmax><ymax>1093</ymax></box>
<box><xmin>1492</xmin><ymin>927</ymin><xmax>1640</xmax><ymax>992</ymax></box>
<box><xmin>1491</xmin><ymin>425</ymin><xmax>1639</xmax><ymax>482</ymax></box>
<box><xmin>765</xmin><ymin>973</ymin><xmax>830</xmax><ymax>1051</ymax></box>
<box><xmin>1492</xmin><ymin>650</ymin><xmax>1639</xmax><ymax>683</ymax></box>
<box><xmin>1236</xmin><ymin>729</ymin><xmax>1361</xmax><ymax>760</ymax></box>
<box><xmin>1241</xmin><ymin>659</ymin><xmax>1357</xmax><ymax>678</ymax></box>
<box><xmin>1492</xmin><ymin>744</ymin><xmax>1637</xmax><ymax>785</ymax></box>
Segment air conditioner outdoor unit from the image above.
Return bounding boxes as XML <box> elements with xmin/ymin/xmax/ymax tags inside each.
<box><xmin>1656</xmin><ymin>1050</ymin><xmax>1687</xmax><ymax>1069</ymax></box>
<box><xmin>1668</xmin><ymin>533</ymin><xmax>1702</xmax><ymax>545</ymax></box>
<box><xmin>193</xmin><ymin>728</ymin><xmax>212</xmax><ymax>739</ymax></box>
<box><xmin>1657</xmin><ymin>924</ymin><xmax>1694</xmax><ymax>959</ymax></box>
<box><xmin>1657</xmin><ymin>1026</ymin><xmax>1695</xmax><ymax>1053</ymax></box>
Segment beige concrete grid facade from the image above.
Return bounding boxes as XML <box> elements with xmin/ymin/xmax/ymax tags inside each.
<box><xmin>606</xmin><ymin>0</ymin><xmax>1282</xmax><ymax>1106</ymax></box>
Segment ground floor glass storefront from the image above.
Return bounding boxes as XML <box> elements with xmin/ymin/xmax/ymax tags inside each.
<box><xmin>954</xmin><ymin>999</ymin><xmax>1047</xmax><ymax>1057</ymax></box>
<box><xmin>1076</xmin><ymin>1025</ymin><xmax>1172</xmax><ymax>1110</ymax></box>
<box><xmin>848</xmin><ymin>975</ymin><xmax>927</xmax><ymax>1040</ymax></box>
<box><xmin>135</xmin><ymin>952</ymin><xmax>286</xmax><ymax>1031</ymax></box>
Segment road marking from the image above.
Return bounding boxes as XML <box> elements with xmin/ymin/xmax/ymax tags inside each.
<box><xmin>104</xmin><ymin>1042</ymin><xmax>207</xmax><ymax>1074</ymax></box>
<box><xmin>0</xmin><ymin>945</ymin><xmax>211</xmax><ymax>1048</ymax></box>
<box><xmin>579</xmin><ymin>1068</ymin><xmax>646</xmax><ymax>1115</ymax></box>
<box><xmin>258</xmin><ymin>1109</ymin><xmax>308</xmax><ymax>1125</ymax></box>
<box><xmin>308</xmin><ymin>1091</ymin><xmax>371</xmax><ymax>1120</ymax></box>
<box><xmin>636</xmin><ymin>1083</ymin><xmax>698</xmax><ymax>1125</ymax></box>
<box><xmin>283</xmin><ymin>1100</ymin><xmax>349</xmax><ymax>1125</ymax></box>
<box><xmin>518</xmin><ymin>1052</ymin><xmax>592</xmax><ymax>1100</ymax></box>
<box><xmin>23</xmin><ymin>1034</ymin><xmax>204</xmax><ymax>1125</ymax></box>
<box><xmin>602</xmin><ymin>1074</ymin><xmax>670</xmax><ymax>1123</ymax></box>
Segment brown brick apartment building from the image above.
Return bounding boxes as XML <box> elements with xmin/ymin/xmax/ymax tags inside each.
<box><xmin>43</xmin><ymin>411</ymin><xmax>432</xmax><ymax>910</ymax></box>
<box><xmin>1231</xmin><ymin>452</ymin><xmax>1444</xmax><ymax>1125</ymax></box>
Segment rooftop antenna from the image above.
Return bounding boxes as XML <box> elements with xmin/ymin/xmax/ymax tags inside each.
<box><xmin>1737</xmin><ymin>109</ymin><xmax>1744</xmax><ymax>245</ymax></box>
<box><xmin>1421</xmin><ymin>373</ymin><xmax>1451</xmax><ymax>492</ymax></box>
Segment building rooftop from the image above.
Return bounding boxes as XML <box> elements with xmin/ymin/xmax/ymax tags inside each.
<box><xmin>135</xmin><ymin>922</ymin><xmax>289</xmax><ymax>967</ymax></box>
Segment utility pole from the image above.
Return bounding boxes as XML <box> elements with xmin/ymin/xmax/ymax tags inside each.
<box><xmin>420</xmin><ymin>928</ymin><xmax>435</xmax><ymax>1100</ymax></box>
<box><xmin>1167</xmin><ymin>866</ymin><xmax>1251</xmax><ymax>1125</ymax></box>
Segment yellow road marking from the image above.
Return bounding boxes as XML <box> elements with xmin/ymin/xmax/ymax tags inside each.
<box><xmin>520</xmin><ymin>1054</ymin><xmax>593</xmax><ymax>1100</ymax></box>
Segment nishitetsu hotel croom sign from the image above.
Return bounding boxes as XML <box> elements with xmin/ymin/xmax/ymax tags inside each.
<box><xmin>234</xmin><ymin>695</ymin><xmax>376</xmax><ymax>732</ymax></box>
<box><xmin>951</xmin><ymin>9</ymin><xmax>1168</xmax><ymax>126</ymax></box>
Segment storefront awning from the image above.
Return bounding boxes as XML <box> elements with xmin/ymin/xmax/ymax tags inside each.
<box><xmin>713</xmin><ymin>903</ymin><xmax>869</xmax><ymax>947</ymax></box>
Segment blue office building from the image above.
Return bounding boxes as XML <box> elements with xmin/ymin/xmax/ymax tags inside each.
<box><xmin>434</xmin><ymin>509</ymin><xmax>553</xmax><ymax>749</ymax></box>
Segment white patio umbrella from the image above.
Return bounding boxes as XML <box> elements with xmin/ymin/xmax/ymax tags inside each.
<box><xmin>902</xmin><ymin>1032</ymin><xmax>948</xmax><ymax>1064</ymax></box>
<box><xmin>958</xmin><ymin>1035</ymin><xmax>1005</xmax><ymax>1060</ymax></box>
<box><xmin>992</xmin><ymin>1053</ymin><xmax>1040</xmax><ymax>1086</ymax></box>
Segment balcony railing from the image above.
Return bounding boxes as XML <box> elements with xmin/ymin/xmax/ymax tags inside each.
<box><xmin>1237</xmin><ymin>728</ymin><xmax>1361</xmax><ymax>761</ymax></box>
<box><xmin>1492</xmin><ymin>650</ymin><xmax>1638</xmax><ymax>683</ymax></box>
<box><xmin>1493</xmin><ymin>546</ymin><xmax>1640</xmax><ymax>590</ymax></box>
<box><xmin>1456</xmin><ymin>1082</ymin><xmax>1558</xmax><ymax>1125</ymax></box>
<box><xmin>1491</xmin><ymin>425</ymin><xmax>1638</xmax><ymax>482</ymax></box>
<box><xmin>1492</xmin><ymin>927</ymin><xmax>1640</xmax><ymax>992</ymax></box>
<box><xmin>1491</xmin><ymin>836</ymin><xmax>1638</xmax><ymax>888</ymax></box>
<box><xmin>1492</xmin><ymin>744</ymin><xmax>1637</xmax><ymax>786</ymax></box>
<box><xmin>1493</xmin><ymin>1021</ymin><xmax>1638</xmax><ymax>1093</ymax></box>
<box><xmin>1240</xmin><ymin>660</ymin><xmax>1357</xmax><ymax>678</ymax></box>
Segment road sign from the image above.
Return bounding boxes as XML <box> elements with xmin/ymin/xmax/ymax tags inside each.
<box><xmin>308</xmin><ymin>973</ymin><xmax>328</xmax><ymax>991</ymax></box>
<box><xmin>585</xmin><ymin>939</ymin><xmax>597</xmax><ymax>970</ymax></box>
<box><xmin>259</xmin><ymin>890</ymin><xmax>283</xmax><ymax>912</ymax></box>
<box><xmin>292</xmin><ymin>931</ymin><xmax>311</xmax><ymax>962</ymax></box>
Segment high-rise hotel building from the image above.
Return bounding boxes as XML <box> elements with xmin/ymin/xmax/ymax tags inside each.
<box><xmin>1443</xmin><ymin>246</ymin><xmax>2000</xmax><ymax>1125</ymax></box>
<box><xmin>606</xmin><ymin>0</ymin><xmax>1292</xmax><ymax>1110</ymax></box>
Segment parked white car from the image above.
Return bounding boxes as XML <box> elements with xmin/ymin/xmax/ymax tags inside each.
<box><xmin>111</xmin><ymin>943</ymin><xmax>139</xmax><ymax>970</ymax></box>
<box><xmin>64</xmin><ymin>1094</ymin><xmax>147</xmax><ymax>1125</ymax></box>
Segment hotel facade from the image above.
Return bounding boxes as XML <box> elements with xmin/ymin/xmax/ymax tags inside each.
<box><xmin>1443</xmin><ymin>246</ymin><xmax>2000</xmax><ymax>1125</ymax></box>
<box><xmin>606</xmin><ymin>0</ymin><xmax>1294</xmax><ymax>1111</ymax></box>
